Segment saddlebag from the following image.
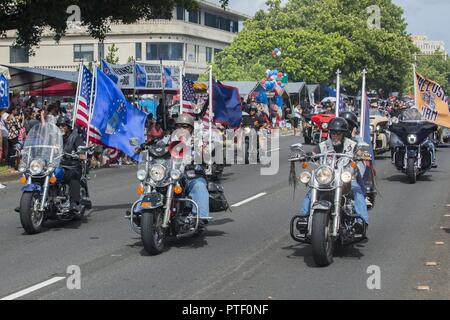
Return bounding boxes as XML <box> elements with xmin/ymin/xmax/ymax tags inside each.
<box><xmin>208</xmin><ymin>182</ymin><xmax>230</xmax><ymax>212</ymax></box>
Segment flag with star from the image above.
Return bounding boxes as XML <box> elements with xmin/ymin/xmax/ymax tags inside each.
<box><xmin>90</xmin><ymin>68</ymin><xmax>147</xmax><ymax>160</ymax></box>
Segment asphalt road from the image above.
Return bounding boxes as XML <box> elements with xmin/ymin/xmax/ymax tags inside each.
<box><xmin>1</xmin><ymin>134</ymin><xmax>449</xmax><ymax>300</ymax></box>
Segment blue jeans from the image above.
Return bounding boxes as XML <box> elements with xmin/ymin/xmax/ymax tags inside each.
<box><xmin>299</xmin><ymin>180</ymin><xmax>369</xmax><ymax>225</ymax></box>
<box><xmin>187</xmin><ymin>177</ymin><xmax>210</xmax><ymax>219</ymax></box>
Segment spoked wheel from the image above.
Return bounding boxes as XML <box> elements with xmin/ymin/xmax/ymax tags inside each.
<box><xmin>141</xmin><ymin>209</ymin><xmax>166</xmax><ymax>255</ymax></box>
<box><xmin>20</xmin><ymin>192</ymin><xmax>44</xmax><ymax>235</ymax></box>
<box><xmin>311</xmin><ymin>211</ymin><xmax>334</xmax><ymax>267</ymax></box>
<box><xmin>406</xmin><ymin>158</ymin><xmax>417</xmax><ymax>184</ymax></box>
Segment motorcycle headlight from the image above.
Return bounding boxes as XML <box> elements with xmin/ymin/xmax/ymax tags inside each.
<box><xmin>315</xmin><ymin>166</ymin><xmax>334</xmax><ymax>185</ymax></box>
<box><xmin>407</xmin><ymin>134</ymin><xmax>418</xmax><ymax>145</ymax></box>
<box><xmin>149</xmin><ymin>165</ymin><xmax>166</xmax><ymax>182</ymax></box>
<box><xmin>370</xmin><ymin>125</ymin><xmax>374</xmax><ymax>133</ymax></box>
<box><xmin>137</xmin><ymin>169</ymin><xmax>147</xmax><ymax>181</ymax></box>
<box><xmin>170</xmin><ymin>169</ymin><xmax>181</xmax><ymax>180</ymax></box>
<box><xmin>322</xmin><ymin>122</ymin><xmax>329</xmax><ymax>130</ymax></box>
<box><xmin>376</xmin><ymin>125</ymin><xmax>381</xmax><ymax>132</ymax></box>
<box><xmin>341</xmin><ymin>171</ymin><xmax>352</xmax><ymax>183</ymax></box>
<box><xmin>29</xmin><ymin>160</ymin><xmax>45</xmax><ymax>175</ymax></box>
<box><xmin>300</xmin><ymin>172</ymin><xmax>312</xmax><ymax>184</ymax></box>
<box><xmin>244</xmin><ymin>127</ymin><xmax>251</xmax><ymax>135</ymax></box>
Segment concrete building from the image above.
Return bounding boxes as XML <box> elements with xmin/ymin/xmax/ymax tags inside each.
<box><xmin>0</xmin><ymin>0</ymin><xmax>248</xmax><ymax>80</ymax></box>
<box><xmin>412</xmin><ymin>35</ymin><xmax>448</xmax><ymax>58</ymax></box>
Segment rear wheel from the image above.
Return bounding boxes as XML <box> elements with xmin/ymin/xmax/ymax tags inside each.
<box><xmin>406</xmin><ymin>158</ymin><xmax>417</xmax><ymax>184</ymax></box>
<box><xmin>141</xmin><ymin>209</ymin><xmax>166</xmax><ymax>255</ymax></box>
<box><xmin>20</xmin><ymin>192</ymin><xmax>44</xmax><ymax>235</ymax></box>
<box><xmin>311</xmin><ymin>210</ymin><xmax>334</xmax><ymax>267</ymax></box>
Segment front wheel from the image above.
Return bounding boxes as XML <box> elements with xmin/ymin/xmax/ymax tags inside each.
<box><xmin>311</xmin><ymin>210</ymin><xmax>334</xmax><ymax>267</ymax></box>
<box><xmin>20</xmin><ymin>192</ymin><xmax>44</xmax><ymax>235</ymax></box>
<box><xmin>406</xmin><ymin>158</ymin><xmax>417</xmax><ymax>184</ymax></box>
<box><xmin>141</xmin><ymin>209</ymin><xmax>166</xmax><ymax>255</ymax></box>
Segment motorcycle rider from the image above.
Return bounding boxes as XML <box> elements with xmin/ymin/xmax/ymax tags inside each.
<box><xmin>297</xmin><ymin>117</ymin><xmax>369</xmax><ymax>237</ymax></box>
<box><xmin>340</xmin><ymin>111</ymin><xmax>375</xmax><ymax>208</ymax></box>
<box><xmin>171</xmin><ymin>114</ymin><xmax>211</xmax><ymax>228</ymax></box>
<box><xmin>56</xmin><ymin>116</ymin><xmax>85</xmax><ymax>213</ymax></box>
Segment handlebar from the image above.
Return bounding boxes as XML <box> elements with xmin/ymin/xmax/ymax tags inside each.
<box><xmin>289</xmin><ymin>152</ymin><xmax>369</xmax><ymax>163</ymax></box>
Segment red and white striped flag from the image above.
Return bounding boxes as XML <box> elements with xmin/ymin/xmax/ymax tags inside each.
<box><xmin>74</xmin><ymin>65</ymin><xmax>102</xmax><ymax>145</ymax></box>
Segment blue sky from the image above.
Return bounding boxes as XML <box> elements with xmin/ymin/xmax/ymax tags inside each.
<box><xmin>214</xmin><ymin>0</ymin><xmax>449</xmax><ymax>49</ymax></box>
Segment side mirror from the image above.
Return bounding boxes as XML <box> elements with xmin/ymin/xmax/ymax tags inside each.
<box><xmin>129</xmin><ymin>138</ymin><xmax>140</xmax><ymax>146</ymax></box>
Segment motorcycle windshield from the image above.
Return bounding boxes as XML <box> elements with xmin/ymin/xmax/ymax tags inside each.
<box><xmin>22</xmin><ymin>123</ymin><xmax>63</xmax><ymax>168</ymax></box>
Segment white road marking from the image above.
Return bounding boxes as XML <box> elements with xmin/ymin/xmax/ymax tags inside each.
<box><xmin>0</xmin><ymin>277</ymin><xmax>66</xmax><ymax>301</ymax></box>
<box><xmin>231</xmin><ymin>193</ymin><xmax>267</xmax><ymax>208</ymax></box>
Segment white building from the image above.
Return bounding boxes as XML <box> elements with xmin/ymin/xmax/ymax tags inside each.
<box><xmin>412</xmin><ymin>35</ymin><xmax>448</xmax><ymax>58</ymax></box>
<box><xmin>0</xmin><ymin>0</ymin><xmax>248</xmax><ymax>80</ymax></box>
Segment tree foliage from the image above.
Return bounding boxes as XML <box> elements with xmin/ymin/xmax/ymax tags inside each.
<box><xmin>106</xmin><ymin>43</ymin><xmax>119</xmax><ymax>64</ymax></box>
<box><xmin>213</xmin><ymin>0</ymin><xmax>416</xmax><ymax>94</ymax></box>
<box><xmin>0</xmin><ymin>0</ymin><xmax>228</xmax><ymax>54</ymax></box>
<box><xmin>415</xmin><ymin>52</ymin><xmax>450</xmax><ymax>94</ymax></box>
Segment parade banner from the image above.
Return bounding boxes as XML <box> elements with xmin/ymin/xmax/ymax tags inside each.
<box><xmin>135</xmin><ymin>63</ymin><xmax>180</xmax><ymax>90</ymax></box>
<box><xmin>0</xmin><ymin>74</ymin><xmax>9</xmax><ymax>110</ymax></box>
<box><xmin>101</xmin><ymin>60</ymin><xmax>135</xmax><ymax>89</ymax></box>
<box><xmin>415</xmin><ymin>72</ymin><xmax>450</xmax><ymax>128</ymax></box>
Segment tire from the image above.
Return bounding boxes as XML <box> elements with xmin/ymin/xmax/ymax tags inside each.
<box><xmin>406</xmin><ymin>158</ymin><xmax>417</xmax><ymax>184</ymax></box>
<box><xmin>141</xmin><ymin>209</ymin><xmax>166</xmax><ymax>255</ymax></box>
<box><xmin>311</xmin><ymin>210</ymin><xmax>334</xmax><ymax>267</ymax></box>
<box><xmin>19</xmin><ymin>192</ymin><xmax>44</xmax><ymax>235</ymax></box>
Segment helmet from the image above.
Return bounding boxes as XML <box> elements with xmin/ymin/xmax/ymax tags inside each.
<box><xmin>328</xmin><ymin>117</ymin><xmax>349</xmax><ymax>133</ymax></box>
<box><xmin>175</xmin><ymin>114</ymin><xmax>195</xmax><ymax>128</ymax></box>
<box><xmin>56</xmin><ymin>116</ymin><xmax>71</xmax><ymax>128</ymax></box>
<box><xmin>340</xmin><ymin>112</ymin><xmax>359</xmax><ymax>130</ymax></box>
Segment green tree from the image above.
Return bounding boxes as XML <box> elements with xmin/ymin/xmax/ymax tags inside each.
<box><xmin>414</xmin><ymin>51</ymin><xmax>450</xmax><ymax>93</ymax></box>
<box><xmin>0</xmin><ymin>0</ymin><xmax>228</xmax><ymax>54</ymax></box>
<box><xmin>106</xmin><ymin>44</ymin><xmax>119</xmax><ymax>64</ymax></box>
<box><xmin>214</xmin><ymin>0</ymin><xmax>415</xmax><ymax>94</ymax></box>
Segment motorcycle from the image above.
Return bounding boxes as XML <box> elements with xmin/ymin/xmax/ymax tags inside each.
<box><xmin>369</xmin><ymin>111</ymin><xmax>390</xmax><ymax>155</ymax></box>
<box><xmin>127</xmin><ymin>139</ymin><xmax>211</xmax><ymax>255</ymax></box>
<box><xmin>17</xmin><ymin>123</ymin><xmax>91</xmax><ymax>234</ymax></box>
<box><xmin>289</xmin><ymin>143</ymin><xmax>370</xmax><ymax>267</ymax></box>
<box><xmin>389</xmin><ymin>108</ymin><xmax>438</xmax><ymax>184</ymax></box>
<box><xmin>311</xmin><ymin>114</ymin><xmax>336</xmax><ymax>144</ymax></box>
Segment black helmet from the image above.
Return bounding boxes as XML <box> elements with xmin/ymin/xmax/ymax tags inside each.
<box><xmin>56</xmin><ymin>115</ymin><xmax>71</xmax><ymax>128</ymax></box>
<box><xmin>329</xmin><ymin>117</ymin><xmax>349</xmax><ymax>133</ymax></box>
<box><xmin>340</xmin><ymin>111</ymin><xmax>359</xmax><ymax>130</ymax></box>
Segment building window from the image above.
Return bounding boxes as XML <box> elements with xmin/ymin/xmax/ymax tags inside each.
<box><xmin>98</xmin><ymin>43</ymin><xmax>105</xmax><ymax>61</ymax></box>
<box><xmin>188</xmin><ymin>10</ymin><xmax>200</xmax><ymax>24</ymax></box>
<box><xmin>74</xmin><ymin>44</ymin><xmax>94</xmax><ymax>62</ymax></box>
<box><xmin>136</xmin><ymin>43</ymin><xmax>142</xmax><ymax>61</ymax></box>
<box><xmin>233</xmin><ymin>21</ymin><xmax>239</xmax><ymax>33</ymax></box>
<box><xmin>146</xmin><ymin>42</ymin><xmax>184</xmax><ymax>61</ymax></box>
<box><xmin>204</xmin><ymin>12</ymin><xmax>234</xmax><ymax>32</ymax></box>
<box><xmin>176</xmin><ymin>6</ymin><xmax>185</xmax><ymax>20</ymax></box>
<box><xmin>10</xmin><ymin>47</ymin><xmax>29</xmax><ymax>63</ymax></box>
<box><xmin>206</xmin><ymin>47</ymin><xmax>213</xmax><ymax>63</ymax></box>
<box><xmin>205</xmin><ymin>12</ymin><xmax>218</xmax><ymax>29</ymax></box>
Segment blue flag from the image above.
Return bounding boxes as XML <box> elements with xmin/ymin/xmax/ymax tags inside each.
<box><xmin>91</xmin><ymin>69</ymin><xmax>147</xmax><ymax>160</ymax></box>
<box><xmin>0</xmin><ymin>75</ymin><xmax>9</xmax><ymax>110</ymax></box>
<box><xmin>135</xmin><ymin>64</ymin><xmax>147</xmax><ymax>88</ymax></box>
<box><xmin>101</xmin><ymin>60</ymin><xmax>120</xmax><ymax>85</ymax></box>
<box><xmin>363</xmin><ymin>96</ymin><xmax>375</xmax><ymax>160</ymax></box>
<box><xmin>213</xmin><ymin>81</ymin><xmax>242</xmax><ymax>128</ymax></box>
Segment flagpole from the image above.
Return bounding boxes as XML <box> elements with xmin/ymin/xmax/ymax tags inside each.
<box><xmin>180</xmin><ymin>65</ymin><xmax>184</xmax><ymax>115</ymax></box>
<box><xmin>86</xmin><ymin>67</ymin><xmax>97</xmax><ymax>148</ymax></box>
<box><xmin>336</xmin><ymin>69</ymin><xmax>341</xmax><ymax>117</ymax></box>
<box><xmin>412</xmin><ymin>63</ymin><xmax>418</xmax><ymax>108</ymax></box>
<box><xmin>360</xmin><ymin>69</ymin><xmax>367</xmax><ymax>139</ymax></box>
<box><xmin>209</xmin><ymin>65</ymin><xmax>213</xmax><ymax>166</ymax></box>
<box><xmin>72</xmin><ymin>63</ymin><xmax>83</xmax><ymax>129</ymax></box>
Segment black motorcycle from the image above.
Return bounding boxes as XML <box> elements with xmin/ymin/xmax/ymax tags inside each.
<box><xmin>389</xmin><ymin>109</ymin><xmax>437</xmax><ymax>184</ymax></box>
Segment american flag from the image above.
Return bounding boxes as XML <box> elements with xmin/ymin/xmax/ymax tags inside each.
<box><xmin>182</xmin><ymin>76</ymin><xmax>213</xmax><ymax>129</ymax></box>
<box><xmin>182</xmin><ymin>76</ymin><xmax>196</xmax><ymax>117</ymax></box>
<box><xmin>74</xmin><ymin>65</ymin><xmax>102</xmax><ymax>144</ymax></box>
